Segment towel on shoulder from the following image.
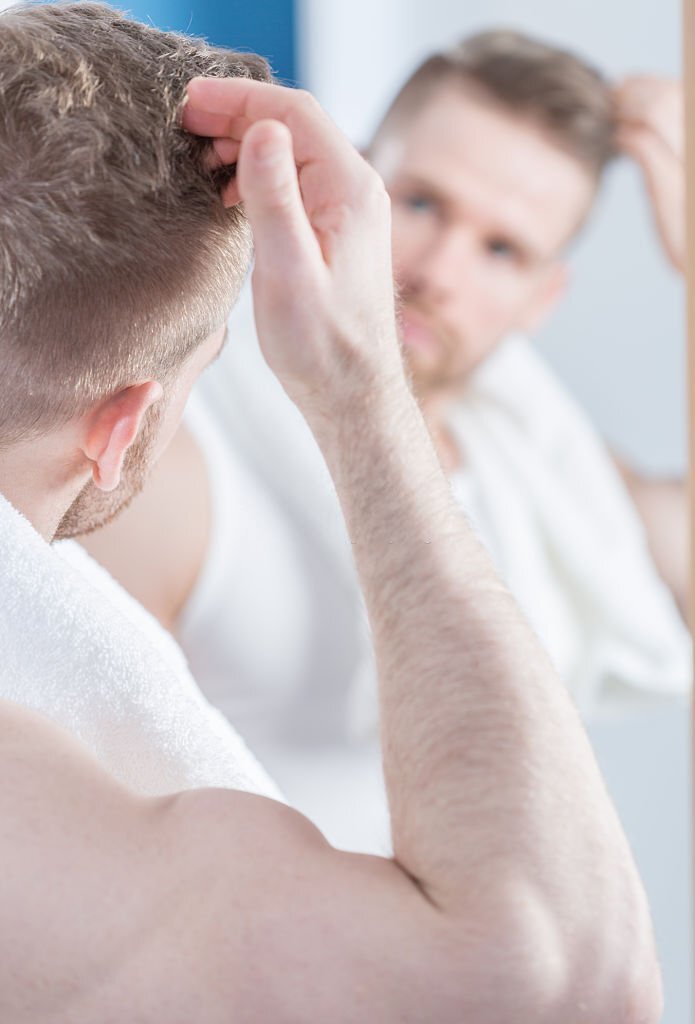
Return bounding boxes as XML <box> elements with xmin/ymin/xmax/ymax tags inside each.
<box><xmin>0</xmin><ymin>491</ymin><xmax>281</xmax><ymax>801</ymax></box>
<box><xmin>445</xmin><ymin>334</ymin><xmax>691</xmax><ymax>717</ymax></box>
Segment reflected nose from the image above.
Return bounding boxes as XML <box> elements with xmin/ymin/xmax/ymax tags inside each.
<box><xmin>406</xmin><ymin>225</ymin><xmax>478</xmax><ymax>302</ymax></box>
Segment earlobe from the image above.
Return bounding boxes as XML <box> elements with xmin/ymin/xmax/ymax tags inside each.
<box><xmin>83</xmin><ymin>381</ymin><xmax>163</xmax><ymax>493</ymax></box>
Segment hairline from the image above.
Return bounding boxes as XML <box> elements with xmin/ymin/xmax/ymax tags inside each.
<box><xmin>370</xmin><ymin>72</ymin><xmax>605</xmax><ymax>187</ymax></box>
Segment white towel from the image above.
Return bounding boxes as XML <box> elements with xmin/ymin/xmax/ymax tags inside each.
<box><xmin>0</xmin><ymin>490</ymin><xmax>282</xmax><ymax>800</ymax></box>
<box><xmin>444</xmin><ymin>334</ymin><xmax>692</xmax><ymax>716</ymax></box>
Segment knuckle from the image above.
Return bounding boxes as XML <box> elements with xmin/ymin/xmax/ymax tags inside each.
<box><xmin>294</xmin><ymin>88</ymin><xmax>321</xmax><ymax>114</ymax></box>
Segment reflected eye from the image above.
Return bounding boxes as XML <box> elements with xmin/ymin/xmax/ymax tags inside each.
<box><xmin>404</xmin><ymin>194</ymin><xmax>434</xmax><ymax>213</ymax></box>
<box><xmin>487</xmin><ymin>238</ymin><xmax>517</xmax><ymax>261</ymax></box>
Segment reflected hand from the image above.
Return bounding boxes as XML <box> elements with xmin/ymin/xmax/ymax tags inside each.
<box><xmin>614</xmin><ymin>76</ymin><xmax>685</xmax><ymax>273</ymax></box>
<box><xmin>182</xmin><ymin>79</ymin><xmax>403</xmax><ymax>425</ymax></box>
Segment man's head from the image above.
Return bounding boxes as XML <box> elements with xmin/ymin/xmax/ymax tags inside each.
<box><xmin>369</xmin><ymin>30</ymin><xmax>617</xmax><ymax>399</ymax></box>
<box><xmin>0</xmin><ymin>2</ymin><xmax>270</xmax><ymax>536</ymax></box>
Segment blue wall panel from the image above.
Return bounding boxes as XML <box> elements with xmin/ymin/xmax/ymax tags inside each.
<box><xmin>119</xmin><ymin>1</ymin><xmax>297</xmax><ymax>84</ymax></box>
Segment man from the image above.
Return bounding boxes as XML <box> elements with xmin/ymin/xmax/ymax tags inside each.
<box><xmin>0</xmin><ymin>4</ymin><xmax>660</xmax><ymax>1019</ymax></box>
<box><xmin>371</xmin><ymin>40</ymin><xmax>688</xmax><ymax>620</ymax></box>
<box><xmin>363</xmin><ymin>36</ymin><xmax>690</xmax><ymax>711</ymax></box>
<box><xmin>83</xmin><ymin>31</ymin><xmax>689</xmax><ymax>774</ymax></box>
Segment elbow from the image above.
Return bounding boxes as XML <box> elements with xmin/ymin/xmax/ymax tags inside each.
<box><xmin>505</xmin><ymin>930</ymin><xmax>663</xmax><ymax>1024</ymax></box>
<box><xmin>453</xmin><ymin>879</ymin><xmax>664</xmax><ymax>1024</ymax></box>
<box><xmin>569</xmin><ymin>949</ymin><xmax>663</xmax><ymax>1024</ymax></box>
<box><xmin>521</xmin><ymin>911</ymin><xmax>663</xmax><ymax>1024</ymax></box>
<box><xmin>623</xmin><ymin>961</ymin><xmax>663</xmax><ymax>1024</ymax></box>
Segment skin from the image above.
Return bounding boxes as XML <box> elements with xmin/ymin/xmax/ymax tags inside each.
<box><xmin>0</xmin><ymin>77</ymin><xmax>661</xmax><ymax>1021</ymax></box>
<box><xmin>373</xmin><ymin>86</ymin><xmax>588</xmax><ymax>406</ymax></box>
<box><xmin>615</xmin><ymin>76</ymin><xmax>685</xmax><ymax>274</ymax></box>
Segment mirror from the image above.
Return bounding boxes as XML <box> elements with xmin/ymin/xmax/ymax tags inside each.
<box><xmin>308</xmin><ymin>4</ymin><xmax>691</xmax><ymax>1018</ymax></box>
<box><xmin>305</xmin><ymin>8</ymin><xmax>691</xmax><ymax>1018</ymax></box>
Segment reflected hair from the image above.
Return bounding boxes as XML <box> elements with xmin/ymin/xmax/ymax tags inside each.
<box><xmin>371</xmin><ymin>29</ymin><xmax>617</xmax><ymax>179</ymax></box>
<box><xmin>0</xmin><ymin>1</ymin><xmax>271</xmax><ymax>445</ymax></box>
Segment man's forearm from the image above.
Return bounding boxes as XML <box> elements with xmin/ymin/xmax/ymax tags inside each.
<box><xmin>313</xmin><ymin>374</ymin><xmax>657</xmax><ymax>995</ymax></box>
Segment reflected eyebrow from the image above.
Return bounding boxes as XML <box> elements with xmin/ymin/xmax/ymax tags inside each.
<box><xmin>396</xmin><ymin>174</ymin><xmax>448</xmax><ymax>207</ymax></box>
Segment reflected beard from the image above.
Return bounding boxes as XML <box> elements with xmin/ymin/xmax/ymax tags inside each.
<box><xmin>398</xmin><ymin>310</ymin><xmax>494</xmax><ymax>400</ymax></box>
<box><xmin>55</xmin><ymin>402</ymin><xmax>162</xmax><ymax>541</ymax></box>
<box><xmin>401</xmin><ymin>332</ymin><xmax>470</xmax><ymax>402</ymax></box>
<box><xmin>405</xmin><ymin>346</ymin><xmax>458</xmax><ymax>397</ymax></box>
<box><xmin>398</xmin><ymin>297</ymin><xmax>462</xmax><ymax>397</ymax></box>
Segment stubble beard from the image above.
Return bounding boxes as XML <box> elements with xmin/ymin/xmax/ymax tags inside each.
<box><xmin>54</xmin><ymin>401</ymin><xmax>162</xmax><ymax>540</ymax></box>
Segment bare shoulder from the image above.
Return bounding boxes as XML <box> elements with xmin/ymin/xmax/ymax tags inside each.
<box><xmin>80</xmin><ymin>422</ymin><xmax>211</xmax><ymax>629</ymax></box>
<box><xmin>5</xmin><ymin>699</ymin><xmax>642</xmax><ymax>1023</ymax></box>
<box><xmin>0</xmin><ymin>700</ymin><xmax>463</xmax><ymax>1024</ymax></box>
<box><xmin>154</xmin><ymin>791</ymin><xmax>459</xmax><ymax>1024</ymax></box>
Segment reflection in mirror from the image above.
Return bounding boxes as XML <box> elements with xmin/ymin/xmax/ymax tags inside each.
<box><xmin>71</xmin><ymin>1</ymin><xmax>690</xmax><ymax>1019</ymax></box>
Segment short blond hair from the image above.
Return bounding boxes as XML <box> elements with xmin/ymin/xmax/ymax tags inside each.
<box><xmin>372</xmin><ymin>29</ymin><xmax>616</xmax><ymax>178</ymax></box>
<box><xmin>0</xmin><ymin>2</ymin><xmax>271</xmax><ymax>445</ymax></box>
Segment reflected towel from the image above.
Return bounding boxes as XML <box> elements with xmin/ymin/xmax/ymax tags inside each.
<box><xmin>443</xmin><ymin>334</ymin><xmax>692</xmax><ymax>715</ymax></box>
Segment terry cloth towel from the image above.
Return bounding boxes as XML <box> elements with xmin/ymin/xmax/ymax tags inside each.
<box><xmin>443</xmin><ymin>333</ymin><xmax>692</xmax><ymax>718</ymax></box>
<box><xmin>0</xmin><ymin>490</ymin><xmax>282</xmax><ymax>800</ymax></box>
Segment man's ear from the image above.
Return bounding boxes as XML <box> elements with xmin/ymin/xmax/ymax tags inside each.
<box><xmin>81</xmin><ymin>381</ymin><xmax>163</xmax><ymax>492</ymax></box>
<box><xmin>517</xmin><ymin>263</ymin><xmax>570</xmax><ymax>335</ymax></box>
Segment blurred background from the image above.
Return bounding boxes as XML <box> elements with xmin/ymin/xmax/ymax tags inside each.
<box><xmin>6</xmin><ymin>0</ymin><xmax>689</xmax><ymax>1019</ymax></box>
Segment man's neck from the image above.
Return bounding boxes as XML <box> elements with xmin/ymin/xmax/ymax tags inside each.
<box><xmin>0</xmin><ymin>437</ymin><xmax>89</xmax><ymax>542</ymax></box>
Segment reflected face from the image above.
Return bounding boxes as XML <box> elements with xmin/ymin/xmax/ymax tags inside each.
<box><xmin>372</xmin><ymin>87</ymin><xmax>596</xmax><ymax>398</ymax></box>
<box><xmin>56</xmin><ymin>324</ymin><xmax>227</xmax><ymax>539</ymax></box>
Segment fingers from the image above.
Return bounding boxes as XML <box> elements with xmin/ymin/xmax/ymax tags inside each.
<box><xmin>618</xmin><ymin>125</ymin><xmax>685</xmax><ymax>272</ymax></box>
<box><xmin>618</xmin><ymin>127</ymin><xmax>682</xmax><ymax>204</ymax></box>
<box><xmin>184</xmin><ymin>75</ymin><xmax>380</xmax><ymax>257</ymax></box>
<box><xmin>617</xmin><ymin>122</ymin><xmax>682</xmax><ymax>187</ymax></box>
<box><xmin>613</xmin><ymin>76</ymin><xmax>683</xmax><ymax>159</ymax></box>
<box><xmin>616</xmin><ymin>124</ymin><xmax>667</xmax><ymax>164</ymax></box>
<box><xmin>237</xmin><ymin>119</ymin><xmax>323</xmax><ymax>278</ymax></box>
<box><xmin>183</xmin><ymin>77</ymin><xmax>362</xmax><ymax>195</ymax></box>
<box><xmin>613</xmin><ymin>75</ymin><xmax>664</xmax><ymax>118</ymax></box>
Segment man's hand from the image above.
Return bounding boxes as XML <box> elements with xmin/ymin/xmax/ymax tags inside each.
<box><xmin>614</xmin><ymin>76</ymin><xmax>685</xmax><ymax>273</ymax></box>
<box><xmin>183</xmin><ymin>78</ymin><xmax>404</xmax><ymax>425</ymax></box>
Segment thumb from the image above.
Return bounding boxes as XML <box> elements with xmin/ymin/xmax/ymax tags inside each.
<box><xmin>237</xmin><ymin>119</ymin><xmax>322</xmax><ymax>275</ymax></box>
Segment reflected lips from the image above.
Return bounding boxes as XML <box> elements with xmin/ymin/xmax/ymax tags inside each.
<box><xmin>401</xmin><ymin>313</ymin><xmax>438</xmax><ymax>354</ymax></box>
